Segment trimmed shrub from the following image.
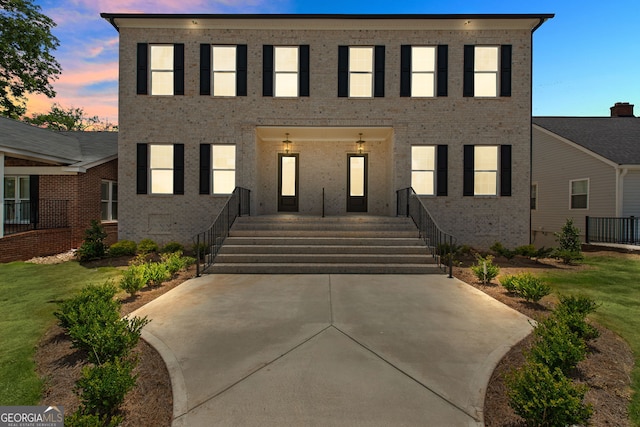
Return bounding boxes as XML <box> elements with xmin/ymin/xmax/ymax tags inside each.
<box><xmin>506</xmin><ymin>361</ymin><xmax>592</xmax><ymax>426</ymax></box>
<box><xmin>119</xmin><ymin>264</ymin><xmax>147</xmax><ymax>297</ymax></box>
<box><xmin>514</xmin><ymin>244</ymin><xmax>537</xmax><ymax>258</ymax></box>
<box><xmin>528</xmin><ymin>315</ymin><xmax>587</xmax><ymax>373</ymax></box>
<box><xmin>161</xmin><ymin>241</ymin><xmax>184</xmax><ymax>254</ymax></box>
<box><xmin>557</xmin><ymin>294</ymin><xmax>599</xmax><ymax>317</ymax></box>
<box><xmin>490</xmin><ymin>242</ymin><xmax>515</xmax><ymax>260</ymax></box>
<box><xmin>534</xmin><ymin>246</ymin><xmax>554</xmax><ymax>259</ymax></box>
<box><xmin>108</xmin><ymin>240</ymin><xmax>137</xmax><ymax>257</ymax></box>
<box><xmin>470</xmin><ymin>255</ymin><xmax>500</xmax><ymax>284</ymax></box>
<box><xmin>75</xmin><ymin>358</ymin><xmax>137</xmax><ymax>416</ymax></box>
<box><xmin>500</xmin><ymin>274</ymin><xmax>519</xmax><ymax>294</ymax></box>
<box><xmin>161</xmin><ymin>251</ymin><xmax>195</xmax><ymax>275</ymax></box>
<box><xmin>137</xmin><ymin>238</ymin><xmax>159</xmax><ymax>255</ymax></box>
<box><xmin>556</xmin><ymin>294</ymin><xmax>600</xmax><ymax>341</ymax></box>
<box><xmin>143</xmin><ymin>261</ymin><xmax>171</xmax><ymax>286</ymax></box>
<box><xmin>76</xmin><ymin>220</ymin><xmax>108</xmax><ymax>262</ymax></box>
<box><xmin>55</xmin><ymin>282</ymin><xmax>120</xmax><ymax>330</ymax></box>
<box><xmin>65</xmin><ymin>411</ymin><xmax>123</xmax><ymax>427</ymax></box>
<box><xmin>515</xmin><ymin>273</ymin><xmax>551</xmax><ymax>303</ymax></box>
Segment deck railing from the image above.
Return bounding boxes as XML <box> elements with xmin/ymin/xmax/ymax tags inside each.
<box><xmin>3</xmin><ymin>200</ymin><xmax>69</xmax><ymax>236</ymax></box>
<box><xmin>585</xmin><ymin>216</ymin><xmax>640</xmax><ymax>246</ymax></box>
<box><xmin>193</xmin><ymin>187</ymin><xmax>251</xmax><ymax>276</ymax></box>
<box><xmin>397</xmin><ymin>187</ymin><xmax>454</xmax><ymax>277</ymax></box>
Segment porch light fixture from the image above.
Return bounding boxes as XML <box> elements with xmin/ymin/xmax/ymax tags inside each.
<box><xmin>356</xmin><ymin>133</ymin><xmax>365</xmax><ymax>154</ymax></box>
<box><xmin>283</xmin><ymin>133</ymin><xmax>291</xmax><ymax>154</ymax></box>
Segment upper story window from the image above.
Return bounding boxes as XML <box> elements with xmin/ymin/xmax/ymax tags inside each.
<box><xmin>411</xmin><ymin>146</ymin><xmax>435</xmax><ymax>195</ymax></box>
<box><xmin>200</xmin><ymin>44</ymin><xmax>247</xmax><ymax>97</ymax></box>
<box><xmin>136</xmin><ymin>143</ymin><xmax>184</xmax><ymax>195</ymax></box>
<box><xmin>212</xmin><ymin>46</ymin><xmax>237</xmax><ymax>96</ymax></box>
<box><xmin>263</xmin><ymin>45</ymin><xmax>309</xmax><ymax>97</ymax></box>
<box><xmin>410</xmin><ymin>47</ymin><xmax>435</xmax><ymax>97</ymax></box>
<box><xmin>463</xmin><ymin>145</ymin><xmax>512</xmax><ymax>197</ymax></box>
<box><xmin>463</xmin><ymin>45</ymin><xmax>512</xmax><ymax>98</ymax></box>
<box><xmin>338</xmin><ymin>45</ymin><xmax>385</xmax><ymax>98</ymax></box>
<box><xmin>137</xmin><ymin>43</ymin><xmax>184</xmax><ymax>96</ymax></box>
<box><xmin>570</xmin><ymin>179</ymin><xmax>589</xmax><ymax>209</ymax></box>
<box><xmin>101</xmin><ymin>180</ymin><xmax>118</xmax><ymax>222</ymax></box>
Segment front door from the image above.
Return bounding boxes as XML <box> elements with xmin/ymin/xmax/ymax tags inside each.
<box><xmin>347</xmin><ymin>154</ymin><xmax>367</xmax><ymax>212</ymax></box>
<box><xmin>278</xmin><ymin>153</ymin><xmax>299</xmax><ymax>212</ymax></box>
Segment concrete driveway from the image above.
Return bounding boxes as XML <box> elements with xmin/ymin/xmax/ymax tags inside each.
<box><xmin>131</xmin><ymin>274</ymin><xmax>531</xmax><ymax>426</ymax></box>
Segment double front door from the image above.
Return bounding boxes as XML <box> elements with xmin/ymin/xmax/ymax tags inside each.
<box><xmin>277</xmin><ymin>153</ymin><xmax>368</xmax><ymax>213</ymax></box>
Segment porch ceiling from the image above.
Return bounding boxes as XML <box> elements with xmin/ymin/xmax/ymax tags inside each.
<box><xmin>255</xmin><ymin>126</ymin><xmax>393</xmax><ymax>143</ymax></box>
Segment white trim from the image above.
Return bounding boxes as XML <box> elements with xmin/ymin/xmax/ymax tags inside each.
<box><xmin>0</xmin><ymin>152</ymin><xmax>4</xmax><ymax>238</ymax></box>
<box><xmin>569</xmin><ymin>178</ymin><xmax>589</xmax><ymax>210</ymax></box>
<box><xmin>533</xmin><ymin>125</ymin><xmax>618</xmax><ymax>169</ymax></box>
<box><xmin>5</xmin><ymin>166</ymin><xmax>78</xmax><ymax>176</ymax></box>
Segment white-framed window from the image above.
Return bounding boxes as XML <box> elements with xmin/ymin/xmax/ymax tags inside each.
<box><xmin>150</xmin><ymin>44</ymin><xmax>174</xmax><ymax>96</ymax></box>
<box><xmin>212</xmin><ymin>45</ymin><xmax>236</xmax><ymax>97</ymax></box>
<box><xmin>411</xmin><ymin>146</ymin><xmax>435</xmax><ymax>195</ymax></box>
<box><xmin>149</xmin><ymin>144</ymin><xmax>174</xmax><ymax>194</ymax></box>
<box><xmin>4</xmin><ymin>176</ymin><xmax>29</xmax><ymax>223</ymax></box>
<box><xmin>531</xmin><ymin>183</ymin><xmax>538</xmax><ymax>210</ymax></box>
<box><xmin>212</xmin><ymin>145</ymin><xmax>236</xmax><ymax>194</ymax></box>
<box><xmin>570</xmin><ymin>179</ymin><xmax>589</xmax><ymax>209</ymax></box>
<box><xmin>411</xmin><ymin>46</ymin><xmax>436</xmax><ymax>97</ymax></box>
<box><xmin>474</xmin><ymin>46</ymin><xmax>499</xmax><ymax>97</ymax></box>
<box><xmin>474</xmin><ymin>146</ymin><xmax>498</xmax><ymax>195</ymax></box>
<box><xmin>274</xmin><ymin>46</ymin><xmax>299</xmax><ymax>97</ymax></box>
<box><xmin>101</xmin><ymin>180</ymin><xmax>118</xmax><ymax>221</ymax></box>
<box><xmin>349</xmin><ymin>46</ymin><xmax>373</xmax><ymax>98</ymax></box>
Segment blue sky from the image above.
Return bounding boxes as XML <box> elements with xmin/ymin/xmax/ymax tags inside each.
<box><xmin>28</xmin><ymin>0</ymin><xmax>640</xmax><ymax>123</ymax></box>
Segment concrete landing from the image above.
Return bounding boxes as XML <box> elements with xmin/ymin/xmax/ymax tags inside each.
<box><xmin>131</xmin><ymin>274</ymin><xmax>532</xmax><ymax>426</ymax></box>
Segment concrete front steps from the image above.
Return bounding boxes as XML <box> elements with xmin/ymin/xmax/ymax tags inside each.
<box><xmin>208</xmin><ymin>215</ymin><xmax>443</xmax><ymax>274</ymax></box>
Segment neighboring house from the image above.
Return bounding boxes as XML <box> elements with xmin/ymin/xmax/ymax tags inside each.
<box><xmin>101</xmin><ymin>13</ymin><xmax>552</xmax><ymax>249</ymax></box>
<box><xmin>532</xmin><ymin>102</ymin><xmax>640</xmax><ymax>247</ymax></box>
<box><xmin>0</xmin><ymin>117</ymin><xmax>118</xmax><ymax>262</ymax></box>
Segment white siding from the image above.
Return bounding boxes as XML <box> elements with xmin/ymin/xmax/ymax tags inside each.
<box><xmin>623</xmin><ymin>170</ymin><xmax>640</xmax><ymax>217</ymax></box>
<box><xmin>531</xmin><ymin>126</ymin><xmax>617</xmax><ymax>247</ymax></box>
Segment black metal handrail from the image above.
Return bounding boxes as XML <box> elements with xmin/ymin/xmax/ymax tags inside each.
<box><xmin>585</xmin><ymin>215</ymin><xmax>639</xmax><ymax>245</ymax></box>
<box><xmin>3</xmin><ymin>199</ymin><xmax>69</xmax><ymax>235</ymax></box>
<box><xmin>397</xmin><ymin>187</ymin><xmax>455</xmax><ymax>277</ymax></box>
<box><xmin>193</xmin><ymin>187</ymin><xmax>251</xmax><ymax>276</ymax></box>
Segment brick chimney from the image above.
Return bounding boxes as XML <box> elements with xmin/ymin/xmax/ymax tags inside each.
<box><xmin>610</xmin><ymin>102</ymin><xmax>635</xmax><ymax>117</ymax></box>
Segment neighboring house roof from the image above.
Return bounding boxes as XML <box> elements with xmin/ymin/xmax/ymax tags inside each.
<box><xmin>0</xmin><ymin>117</ymin><xmax>117</xmax><ymax>169</ymax></box>
<box><xmin>533</xmin><ymin>117</ymin><xmax>640</xmax><ymax>165</ymax></box>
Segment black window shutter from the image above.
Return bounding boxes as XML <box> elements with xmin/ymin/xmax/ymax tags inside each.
<box><xmin>200</xmin><ymin>44</ymin><xmax>211</xmax><ymax>96</ymax></box>
<box><xmin>136</xmin><ymin>43</ymin><xmax>148</xmax><ymax>95</ymax></box>
<box><xmin>374</xmin><ymin>45</ymin><xmax>385</xmax><ymax>97</ymax></box>
<box><xmin>173</xmin><ymin>144</ymin><xmax>184</xmax><ymax>195</ymax></box>
<box><xmin>436</xmin><ymin>145</ymin><xmax>448</xmax><ymax>196</ymax></box>
<box><xmin>199</xmin><ymin>144</ymin><xmax>211</xmax><ymax>194</ymax></box>
<box><xmin>263</xmin><ymin>45</ymin><xmax>274</xmax><ymax>97</ymax></box>
<box><xmin>29</xmin><ymin>175</ymin><xmax>39</xmax><ymax>225</ymax></box>
<box><xmin>463</xmin><ymin>45</ymin><xmax>474</xmax><ymax>97</ymax></box>
<box><xmin>237</xmin><ymin>44</ymin><xmax>248</xmax><ymax>96</ymax></box>
<box><xmin>338</xmin><ymin>46</ymin><xmax>348</xmax><ymax>97</ymax></box>
<box><xmin>437</xmin><ymin>45</ymin><xmax>448</xmax><ymax>97</ymax></box>
<box><xmin>463</xmin><ymin>145</ymin><xmax>474</xmax><ymax>196</ymax></box>
<box><xmin>299</xmin><ymin>44</ymin><xmax>310</xmax><ymax>97</ymax></box>
<box><xmin>400</xmin><ymin>45</ymin><xmax>411</xmax><ymax>97</ymax></box>
<box><xmin>173</xmin><ymin>44</ymin><xmax>184</xmax><ymax>95</ymax></box>
<box><xmin>136</xmin><ymin>144</ymin><xmax>148</xmax><ymax>194</ymax></box>
<box><xmin>500</xmin><ymin>45</ymin><xmax>512</xmax><ymax>97</ymax></box>
<box><xmin>500</xmin><ymin>145</ymin><xmax>512</xmax><ymax>196</ymax></box>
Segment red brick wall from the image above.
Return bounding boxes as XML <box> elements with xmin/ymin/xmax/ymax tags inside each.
<box><xmin>1</xmin><ymin>159</ymin><xmax>119</xmax><ymax>262</ymax></box>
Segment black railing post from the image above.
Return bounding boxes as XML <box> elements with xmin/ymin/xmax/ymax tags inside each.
<box><xmin>631</xmin><ymin>216</ymin><xmax>636</xmax><ymax>245</ymax></box>
<box><xmin>585</xmin><ymin>216</ymin><xmax>590</xmax><ymax>244</ymax></box>
<box><xmin>448</xmin><ymin>234</ymin><xmax>453</xmax><ymax>278</ymax></box>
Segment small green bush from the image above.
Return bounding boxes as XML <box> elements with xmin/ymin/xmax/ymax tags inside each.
<box><xmin>160</xmin><ymin>251</ymin><xmax>195</xmax><ymax>275</ymax></box>
<box><xmin>490</xmin><ymin>242</ymin><xmax>515</xmax><ymax>260</ymax></box>
<box><xmin>55</xmin><ymin>282</ymin><xmax>120</xmax><ymax>330</ymax></box>
<box><xmin>506</xmin><ymin>361</ymin><xmax>592</xmax><ymax>426</ymax></box>
<box><xmin>161</xmin><ymin>241</ymin><xmax>184</xmax><ymax>253</ymax></box>
<box><xmin>143</xmin><ymin>261</ymin><xmax>171</xmax><ymax>286</ymax></box>
<box><xmin>555</xmin><ymin>295</ymin><xmax>601</xmax><ymax>341</ymax></box>
<box><xmin>552</xmin><ymin>248</ymin><xmax>585</xmax><ymax>265</ymax></box>
<box><xmin>514</xmin><ymin>244</ymin><xmax>537</xmax><ymax>258</ymax></box>
<box><xmin>77</xmin><ymin>220</ymin><xmax>108</xmax><ymax>262</ymax></box>
<box><xmin>75</xmin><ymin>358</ymin><xmax>137</xmax><ymax>416</ymax></box>
<box><xmin>65</xmin><ymin>411</ymin><xmax>123</xmax><ymax>427</ymax></box>
<box><xmin>108</xmin><ymin>240</ymin><xmax>137</xmax><ymax>257</ymax></box>
<box><xmin>534</xmin><ymin>246</ymin><xmax>554</xmax><ymax>259</ymax></box>
<box><xmin>137</xmin><ymin>238</ymin><xmax>159</xmax><ymax>254</ymax></box>
<box><xmin>553</xmin><ymin>218</ymin><xmax>583</xmax><ymax>264</ymax></box>
<box><xmin>119</xmin><ymin>264</ymin><xmax>147</xmax><ymax>297</ymax></box>
<box><xmin>557</xmin><ymin>294</ymin><xmax>599</xmax><ymax>317</ymax></box>
<box><xmin>470</xmin><ymin>255</ymin><xmax>500</xmax><ymax>284</ymax></box>
<box><xmin>515</xmin><ymin>273</ymin><xmax>551</xmax><ymax>303</ymax></box>
<box><xmin>500</xmin><ymin>274</ymin><xmax>519</xmax><ymax>293</ymax></box>
<box><xmin>528</xmin><ymin>315</ymin><xmax>587</xmax><ymax>374</ymax></box>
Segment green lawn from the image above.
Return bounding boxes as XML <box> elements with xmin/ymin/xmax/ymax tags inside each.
<box><xmin>0</xmin><ymin>261</ymin><xmax>121</xmax><ymax>405</ymax></box>
<box><xmin>540</xmin><ymin>254</ymin><xmax>640</xmax><ymax>425</ymax></box>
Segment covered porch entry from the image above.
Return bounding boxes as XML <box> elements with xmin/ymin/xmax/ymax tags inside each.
<box><xmin>254</xmin><ymin>127</ymin><xmax>394</xmax><ymax>216</ymax></box>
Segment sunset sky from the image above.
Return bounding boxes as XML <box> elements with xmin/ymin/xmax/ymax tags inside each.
<box><xmin>27</xmin><ymin>0</ymin><xmax>640</xmax><ymax>124</ymax></box>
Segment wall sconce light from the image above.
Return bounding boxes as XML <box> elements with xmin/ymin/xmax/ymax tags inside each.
<box><xmin>356</xmin><ymin>133</ymin><xmax>365</xmax><ymax>154</ymax></box>
<box><xmin>283</xmin><ymin>133</ymin><xmax>291</xmax><ymax>154</ymax></box>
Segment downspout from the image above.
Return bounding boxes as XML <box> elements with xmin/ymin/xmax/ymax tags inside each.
<box><xmin>0</xmin><ymin>152</ymin><xmax>4</xmax><ymax>238</ymax></box>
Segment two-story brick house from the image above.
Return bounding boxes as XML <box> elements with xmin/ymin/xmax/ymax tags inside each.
<box><xmin>101</xmin><ymin>13</ymin><xmax>552</xmax><ymax>249</ymax></box>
